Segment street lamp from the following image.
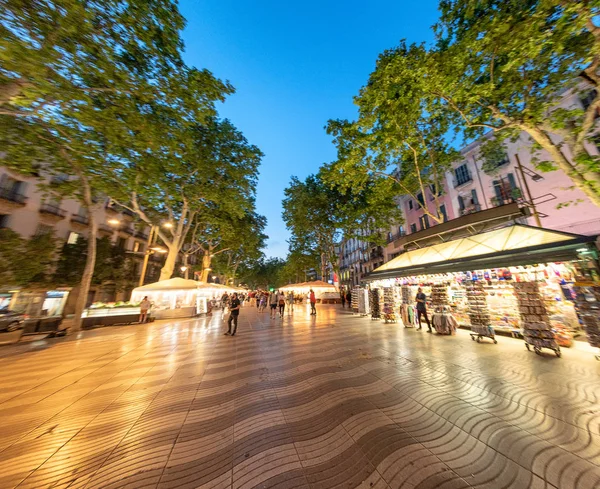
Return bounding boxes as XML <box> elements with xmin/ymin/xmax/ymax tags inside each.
<box><xmin>107</xmin><ymin>218</ymin><xmax>120</xmax><ymax>226</ymax></box>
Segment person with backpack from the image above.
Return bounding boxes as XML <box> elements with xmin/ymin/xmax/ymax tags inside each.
<box><xmin>278</xmin><ymin>290</ymin><xmax>286</xmax><ymax>318</ymax></box>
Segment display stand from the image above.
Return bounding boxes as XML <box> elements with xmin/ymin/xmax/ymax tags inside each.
<box><xmin>351</xmin><ymin>287</ymin><xmax>359</xmax><ymax>314</ymax></box>
<box><xmin>513</xmin><ymin>282</ymin><xmax>561</xmax><ymax>357</ymax></box>
<box><xmin>574</xmin><ymin>285</ymin><xmax>600</xmax><ymax>360</ymax></box>
<box><xmin>382</xmin><ymin>287</ymin><xmax>397</xmax><ymax>323</ymax></box>
<box><xmin>400</xmin><ymin>286</ymin><xmax>416</xmax><ymax>328</ymax></box>
<box><xmin>464</xmin><ymin>280</ymin><xmax>497</xmax><ymax>343</ymax></box>
<box><xmin>430</xmin><ymin>283</ymin><xmax>457</xmax><ymax>335</ymax></box>
<box><xmin>369</xmin><ymin>288</ymin><xmax>381</xmax><ymax>320</ymax></box>
<box><xmin>357</xmin><ymin>288</ymin><xmax>368</xmax><ymax>315</ymax></box>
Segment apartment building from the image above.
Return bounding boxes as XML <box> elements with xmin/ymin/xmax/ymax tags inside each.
<box><xmin>0</xmin><ymin>167</ymin><xmax>180</xmax><ymax>301</ymax></box>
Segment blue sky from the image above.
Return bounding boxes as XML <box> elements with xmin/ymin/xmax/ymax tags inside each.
<box><xmin>179</xmin><ymin>0</ymin><xmax>440</xmax><ymax>258</ymax></box>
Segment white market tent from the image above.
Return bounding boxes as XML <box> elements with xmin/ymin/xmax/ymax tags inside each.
<box><xmin>131</xmin><ymin>278</ymin><xmax>227</xmax><ymax>311</ymax></box>
<box><xmin>278</xmin><ymin>280</ymin><xmax>338</xmax><ymax>299</ymax></box>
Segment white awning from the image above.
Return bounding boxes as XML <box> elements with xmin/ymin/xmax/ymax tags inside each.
<box><xmin>373</xmin><ymin>225</ymin><xmax>584</xmax><ymax>275</ymax></box>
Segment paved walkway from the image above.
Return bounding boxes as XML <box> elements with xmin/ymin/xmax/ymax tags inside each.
<box><xmin>0</xmin><ymin>305</ymin><xmax>599</xmax><ymax>489</ymax></box>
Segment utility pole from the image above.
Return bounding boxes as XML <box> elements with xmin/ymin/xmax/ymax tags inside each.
<box><xmin>514</xmin><ymin>154</ymin><xmax>542</xmax><ymax>227</ymax></box>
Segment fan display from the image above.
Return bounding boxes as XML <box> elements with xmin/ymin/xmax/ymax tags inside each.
<box><xmin>513</xmin><ymin>282</ymin><xmax>561</xmax><ymax>357</ymax></box>
<box><xmin>464</xmin><ymin>280</ymin><xmax>497</xmax><ymax>344</ymax></box>
<box><xmin>369</xmin><ymin>288</ymin><xmax>381</xmax><ymax>320</ymax></box>
<box><xmin>430</xmin><ymin>283</ymin><xmax>457</xmax><ymax>335</ymax></box>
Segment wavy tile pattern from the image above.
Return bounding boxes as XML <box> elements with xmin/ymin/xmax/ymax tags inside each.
<box><xmin>0</xmin><ymin>306</ymin><xmax>598</xmax><ymax>489</ymax></box>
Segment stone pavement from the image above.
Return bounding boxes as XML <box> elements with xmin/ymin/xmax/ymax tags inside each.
<box><xmin>0</xmin><ymin>304</ymin><xmax>599</xmax><ymax>489</ymax></box>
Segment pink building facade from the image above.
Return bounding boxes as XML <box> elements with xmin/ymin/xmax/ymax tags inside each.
<box><xmin>385</xmin><ymin>88</ymin><xmax>600</xmax><ymax>262</ymax></box>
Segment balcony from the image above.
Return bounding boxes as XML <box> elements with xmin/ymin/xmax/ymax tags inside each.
<box><xmin>0</xmin><ymin>187</ymin><xmax>27</xmax><ymax>207</ymax></box>
<box><xmin>98</xmin><ymin>224</ymin><xmax>115</xmax><ymax>235</ymax></box>
<box><xmin>387</xmin><ymin>231</ymin><xmax>406</xmax><ymax>243</ymax></box>
<box><xmin>460</xmin><ymin>204</ymin><xmax>482</xmax><ymax>216</ymax></box>
<box><xmin>71</xmin><ymin>214</ymin><xmax>89</xmax><ymax>227</ymax></box>
<box><xmin>135</xmin><ymin>229</ymin><xmax>149</xmax><ymax>240</ymax></box>
<box><xmin>120</xmin><ymin>224</ymin><xmax>134</xmax><ymax>235</ymax></box>
<box><xmin>39</xmin><ymin>203</ymin><xmax>67</xmax><ymax>220</ymax></box>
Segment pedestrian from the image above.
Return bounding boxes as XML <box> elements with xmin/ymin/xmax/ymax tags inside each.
<box><xmin>259</xmin><ymin>292</ymin><xmax>267</xmax><ymax>312</ymax></box>
<box><xmin>340</xmin><ymin>290</ymin><xmax>346</xmax><ymax>308</ymax></box>
<box><xmin>287</xmin><ymin>291</ymin><xmax>294</xmax><ymax>314</ymax></box>
<box><xmin>278</xmin><ymin>290</ymin><xmax>286</xmax><ymax>318</ymax></box>
<box><xmin>415</xmin><ymin>287</ymin><xmax>432</xmax><ymax>333</ymax></box>
<box><xmin>221</xmin><ymin>292</ymin><xmax>229</xmax><ymax>310</ymax></box>
<box><xmin>224</xmin><ymin>292</ymin><xmax>241</xmax><ymax>336</ymax></box>
<box><xmin>139</xmin><ymin>296</ymin><xmax>151</xmax><ymax>323</ymax></box>
<box><xmin>309</xmin><ymin>288</ymin><xmax>317</xmax><ymax>315</ymax></box>
<box><xmin>269</xmin><ymin>290</ymin><xmax>279</xmax><ymax>318</ymax></box>
<box><xmin>256</xmin><ymin>291</ymin><xmax>261</xmax><ymax>309</ymax></box>
<box><xmin>346</xmin><ymin>290</ymin><xmax>351</xmax><ymax>308</ymax></box>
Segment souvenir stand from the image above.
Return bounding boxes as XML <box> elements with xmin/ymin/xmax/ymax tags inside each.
<box><xmin>363</xmin><ymin>225</ymin><xmax>600</xmax><ymax>358</ymax></box>
<box><xmin>382</xmin><ymin>287</ymin><xmax>397</xmax><ymax>323</ymax></box>
<box><xmin>400</xmin><ymin>285</ymin><xmax>416</xmax><ymax>328</ymax></box>
<box><xmin>464</xmin><ymin>280</ymin><xmax>497</xmax><ymax>343</ymax></box>
<box><xmin>574</xmin><ymin>285</ymin><xmax>600</xmax><ymax>360</ymax></box>
<box><xmin>513</xmin><ymin>282</ymin><xmax>561</xmax><ymax>357</ymax></box>
<box><xmin>369</xmin><ymin>288</ymin><xmax>381</xmax><ymax>320</ymax></box>
<box><xmin>430</xmin><ymin>283</ymin><xmax>457</xmax><ymax>335</ymax></box>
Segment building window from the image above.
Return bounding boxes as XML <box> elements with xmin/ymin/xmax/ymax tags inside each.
<box><xmin>35</xmin><ymin>224</ymin><xmax>52</xmax><ymax>236</ymax></box>
<box><xmin>398</xmin><ymin>225</ymin><xmax>404</xmax><ymax>236</ymax></box>
<box><xmin>458</xmin><ymin>195</ymin><xmax>465</xmax><ymax>212</ymax></box>
<box><xmin>410</xmin><ymin>223</ymin><xmax>417</xmax><ymax>234</ymax></box>
<box><xmin>67</xmin><ymin>232</ymin><xmax>79</xmax><ymax>244</ymax></box>
<box><xmin>580</xmin><ymin>89</ymin><xmax>598</xmax><ymax>111</ymax></box>
<box><xmin>419</xmin><ymin>215</ymin><xmax>430</xmax><ymax>230</ymax></box>
<box><xmin>416</xmin><ymin>192</ymin><xmax>425</xmax><ymax>208</ymax></box>
<box><xmin>0</xmin><ymin>175</ymin><xmax>27</xmax><ymax>203</ymax></box>
<box><xmin>117</xmin><ymin>237</ymin><xmax>127</xmax><ymax>249</ymax></box>
<box><xmin>471</xmin><ymin>189</ymin><xmax>479</xmax><ymax>206</ymax></box>
<box><xmin>454</xmin><ymin>164</ymin><xmax>471</xmax><ymax>186</ymax></box>
<box><xmin>0</xmin><ymin>214</ymin><xmax>9</xmax><ymax>228</ymax></box>
<box><xmin>439</xmin><ymin>205</ymin><xmax>448</xmax><ymax>222</ymax></box>
<box><xmin>408</xmin><ymin>200</ymin><xmax>413</xmax><ymax>210</ymax></box>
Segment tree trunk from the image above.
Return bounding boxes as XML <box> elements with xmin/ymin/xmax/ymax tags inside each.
<box><xmin>71</xmin><ymin>180</ymin><xmax>96</xmax><ymax>333</ymax></box>
<box><xmin>159</xmin><ymin>244</ymin><xmax>178</xmax><ymax>281</ymax></box>
<box><xmin>320</xmin><ymin>253</ymin><xmax>327</xmax><ymax>281</ymax></box>
<box><xmin>525</xmin><ymin>125</ymin><xmax>600</xmax><ymax>207</ymax></box>
<box><xmin>199</xmin><ymin>250</ymin><xmax>211</xmax><ymax>282</ymax></box>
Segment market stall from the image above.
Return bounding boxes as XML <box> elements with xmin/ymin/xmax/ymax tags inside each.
<box><xmin>366</xmin><ymin>224</ymin><xmax>600</xmax><ymax>356</ymax></box>
<box><xmin>278</xmin><ymin>280</ymin><xmax>339</xmax><ymax>303</ymax></box>
<box><xmin>129</xmin><ymin>278</ymin><xmax>222</xmax><ymax>319</ymax></box>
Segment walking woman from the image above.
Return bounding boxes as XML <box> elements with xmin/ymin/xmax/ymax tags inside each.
<box><xmin>309</xmin><ymin>288</ymin><xmax>317</xmax><ymax>316</ymax></box>
<box><xmin>278</xmin><ymin>290</ymin><xmax>286</xmax><ymax>318</ymax></box>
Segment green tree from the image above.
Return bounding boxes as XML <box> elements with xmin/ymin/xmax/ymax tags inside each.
<box><xmin>116</xmin><ymin>118</ymin><xmax>262</xmax><ymax>281</ymax></box>
<box><xmin>0</xmin><ymin>229</ymin><xmax>56</xmax><ymax>287</ymax></box>
<box><xmin>432</xmin><ymin>0</ymin><xmax>600</xmax><ymax>205</ymax></box>
<box><xmin>1</xmin><ymin>0</ymin><xmax>228</xmax><ymax>330</ymax></box>
<box><xmin>282</xmin><ymin>169</ymin><xmax>401</xmax><ymax>282</ymax></box>
<box><xmin>326</xmin><ymin>41</ymin><xmax>459</xmax><ymax>225</ymax></box>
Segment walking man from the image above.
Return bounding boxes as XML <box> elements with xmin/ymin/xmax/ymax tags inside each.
<box><xmin>309</xmin><ymin>288</ymin><xmax>317</xmax><ymax>315</ymax></box>
<box><xmin>139</xmin><ymin>296</ymin><xmax>151</xmax><ymax>323</ymax></box>
<box><xmin>224</xmin><ymin>293</ymin><xmax>241</xmax><ymax>336</ymax></box>
<box><xmin>269</xmin><ymin>290</ymin><xmax>278</xmax><ymax>318</ymax></box>
<box><xmin>415</xmin><ymin>287</ymin><xmax>432</xmax><ymax>333</ymax></box>
<box><xmin>340</xmin><ymin>290</ymin><xmax>346</xmax><ymax>308</ymax></box>
<box><xmin>287</xmin><ymin>291</ymin><xmax>294</xmax><ymax>315</ymax></box>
